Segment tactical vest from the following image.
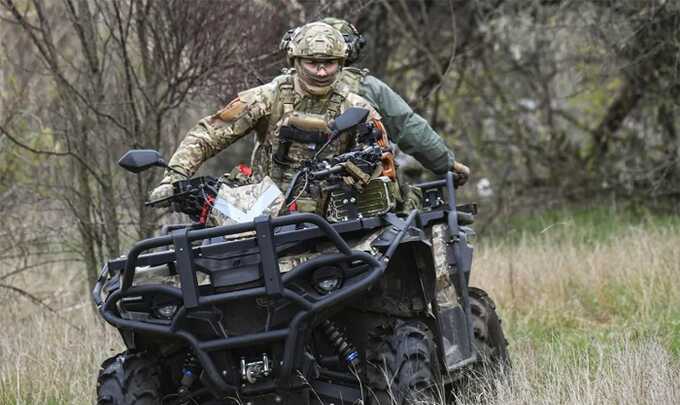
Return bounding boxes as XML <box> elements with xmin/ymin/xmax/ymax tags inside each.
<box><xmin>336</xmin><ymin>67</ymin><xmax>369</xmax><ymax>95</ymax></box>
<box><xmin>250</xmin><ymin>70</ymin><xmax>356</xmax><ymax>208</ymax></box>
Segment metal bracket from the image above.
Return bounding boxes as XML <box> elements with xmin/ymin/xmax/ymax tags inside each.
<box><xmin>254</xmin><ymin>215</ymin><xmax>283</xmax><ymax>298</ymax></box>
<box><xmin>172</xmin><ymin>228</ymin><xmax>200</xmax><ymax>308</ymax></box>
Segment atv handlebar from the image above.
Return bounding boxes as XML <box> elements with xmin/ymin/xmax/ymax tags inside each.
<box><xmin>144</xmin><ymin>188</ymin><xmax>196</xmax><ymax>207</ymax></box>
<box><xmin>310</xmin><ymin>164</ymin><xmax>345</xmax><ymax>179</ymax></box>
<box><xmin>415</xmin><ymin>170</ymin><xmax>465</xmax><ymax>189</ymax></box>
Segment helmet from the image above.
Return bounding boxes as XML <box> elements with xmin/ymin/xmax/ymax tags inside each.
<box><xmin>286</xmin><ymin>22</ymin><xmax>347</xmax><ymax>65</ymax></box>
<box><xmin>320</xmin><ymin>17</ymin><xmax>366</xmax><ymax>65</ymax></box>
<box><xmin>279</xmin><ymin>28</ymin><xmax>296</xmax><ymax>53</ymax></box>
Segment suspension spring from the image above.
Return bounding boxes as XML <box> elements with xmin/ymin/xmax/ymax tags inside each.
<box><xmin>180</xmin><ymin>351</ymin><xmax>201</xmax><ymax>391</ymax></box>
<box><xmin>321</xmin><ymin>320</ymin><xmax>360</xmax><ymax>368</ymax></box>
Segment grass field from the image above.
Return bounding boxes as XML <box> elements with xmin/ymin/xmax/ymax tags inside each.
<box><xmin>1</xmin><ymin>206</ymin><xmax>679</xmax><ymax>404</ymax></box>
<box><xmin>465</xmin><ymin>206</ymin><xmax>680</xmax><ymax>404</ymax></box>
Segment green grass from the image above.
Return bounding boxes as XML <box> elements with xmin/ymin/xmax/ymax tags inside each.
<box><xmin>465</xmin><ymin>206</ymin><xmax>680</xmax><ymax>403</ymax></box>
<box><xmin>486</xmin><ymin>201</ymin><xmax>680</xmax><ymax>245</ymax></box>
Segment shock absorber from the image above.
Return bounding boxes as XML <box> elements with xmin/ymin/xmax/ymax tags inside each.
<box><xmin>178</xmin><ymin>351</ymin><xmax>201</xmax><ymax>396</ymax></box>
<box><xmin>321</xmin><ymin>320</ymin><xmax>360</xmax><ymax>369</ymax></box>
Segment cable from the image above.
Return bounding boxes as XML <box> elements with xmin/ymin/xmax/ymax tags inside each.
<box><xmin>287</xmin><ymin>171</ymin><xmax>309</xmax><ymax>208</ymax></box>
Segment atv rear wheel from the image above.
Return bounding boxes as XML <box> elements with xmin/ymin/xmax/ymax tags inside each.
<box><xmin>469</xmin><ymin>287</ymin><xmax>510</xmax><ymax>372</ymax></box>
<box><xmin>366</xmin><ymin>320</ymin><xmax>441</xmax><ymax>405</ymax></box>
<box><xmin>97</xmin><ymin>351</ymin><xmax>163</xmax><ymax>405</ymax></box>
<box><xmin>453</xmin><ymin>287</ymin><xmax>510</xmax><ymax>401</ymax></box>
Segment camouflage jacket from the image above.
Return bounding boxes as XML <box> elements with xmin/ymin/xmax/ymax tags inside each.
<box><xmin>162</xmin><ymin>71</ymin><xmax>380</xmax><ymax>191</ymax></box>
<box><xmin>338</xmin><ymin>68</ymin><xmax>455</xmax><ymax>175</ymax></box>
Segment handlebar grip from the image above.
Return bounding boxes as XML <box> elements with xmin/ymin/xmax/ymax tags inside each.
<box><xmin>311</xmin><ymin>165</ymin><xmax>344</xmax><ymax>179</ymax></box>
<box><xmin>145</xmin><ymin>198</ymin><xmax>166</xmax><ymax>207</ymax></box>
<box><xmin>457</xmin><ymin>211</ymin><xmax>474</xmax><ymax>226</ymax></box>
<box><xmin>145</xmin><ymin>188</ymin><xmax>197</xmax><ymax>207</ymax></box>
<box><xmin>414</xmin><ymin>170</ymin><xmax>463</xmax><ymax>189</ymax></box>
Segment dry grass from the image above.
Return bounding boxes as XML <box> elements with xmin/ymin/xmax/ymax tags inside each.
<box><xmin>1</xmin><ymin>212</ymin><xmax>680</xmax><ymax>404</ymax></box>
<box><xmin>464</xmin><ymin>217</ymin><xmax>680</xmax><ymax>404</ymax></box>
<box><xmin>0</xmin><ymin>264</ymin><xmax>121</xmax><ymax>405</ymax></box>
<box><xmin>458</xmin><ymin>339</ymin><xmax>680</xmax><ymax>404</ymax></box>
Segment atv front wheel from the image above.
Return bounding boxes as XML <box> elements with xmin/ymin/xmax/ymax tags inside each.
<box><xmin>366</xmin><ymin>320</ymin><xmax>440</xmax><ymax>405</ymax></box>
<box><xmin>97</xmin><ymin>351</ymin><xmax>163</xmax><ymax>405</ymax></box>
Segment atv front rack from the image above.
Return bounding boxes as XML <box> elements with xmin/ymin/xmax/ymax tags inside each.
<box><xmin>94</xmin><ymin>213</ymin><xmax>395</xmax><ymax>395</ymax></box>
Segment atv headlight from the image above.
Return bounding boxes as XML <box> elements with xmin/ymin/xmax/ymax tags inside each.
<box><xmin>155</xmin><ymin>304</ymin><xmax>178</xmax><ymax>319</ymax></box>
<box><xmin>313</xmin><ymin>266</ymin><xmax>344</xmax><ymax>294</ymax></box>
<box><xmin>317</xmin><ymin>278</ymin><xmax>341</xmax><ymax>292</ymax></box>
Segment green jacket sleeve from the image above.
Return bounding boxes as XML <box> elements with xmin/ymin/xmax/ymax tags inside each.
<box><xmin>358</xmin><ymin>75</ymin><xmax>455</xmax><ymax>175</ymax></box>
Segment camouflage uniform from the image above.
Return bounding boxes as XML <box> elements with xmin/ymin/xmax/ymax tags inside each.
<box><xmin>153</xmin><ymin>23</ymin><xmax>381</xmax><ymax>211</ymax></box>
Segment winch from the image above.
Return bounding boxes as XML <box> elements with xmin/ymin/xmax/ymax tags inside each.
<box><xmin>240</xmin><ymin>354</ymin><xmax>272</xmax><ymax>384</ymax></box>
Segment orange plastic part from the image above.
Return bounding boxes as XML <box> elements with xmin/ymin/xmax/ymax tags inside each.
<box><xmin>372</xmin><ymin>119</ymin><xmax>396</xmax><ymax>180</ymax></box>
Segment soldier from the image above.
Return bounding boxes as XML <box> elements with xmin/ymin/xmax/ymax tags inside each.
<box><xmin>150</xmin><ymin>22</ymin><xmax>383</xmax><ymax>213</ymax></box>
<box><xmin>281</xmin><ymin>18</ymin><xmax>470</xmax><ymax>184</ymax></box>
<box><xmin>295</xmin><ymin>18</ymin><xmax>469</xmax><ymax>296</ymax></box>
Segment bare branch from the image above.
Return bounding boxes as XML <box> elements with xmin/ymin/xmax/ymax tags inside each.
<box><xmin>0</xmin><ymin>283</ymin><xmax>86</xmax><ymax>333</ymax></box>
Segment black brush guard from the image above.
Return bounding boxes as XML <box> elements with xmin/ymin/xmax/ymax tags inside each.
<box><xmin>93</xmin><ymin>213</ymin><xmax>391</xmax><ymax>395</ymax></box>
<box><xmin>92</xmin><ymin>173</ymin><xmax>467</xmax><ymax>397</ymax></box>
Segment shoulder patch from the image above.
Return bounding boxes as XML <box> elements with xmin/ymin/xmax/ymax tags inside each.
<box><xmin>237</xmin><ymin>87</ymin><xmax>261</xmax><ymax>105</ymax></box>
<box><xmin>213</xmin><ymin>98</ymin><xmax>245</xmax><ymax>123</ymax></box>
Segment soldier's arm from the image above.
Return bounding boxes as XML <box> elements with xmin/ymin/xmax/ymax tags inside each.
<box><xmin>160</xmin><ymin>84</ymin><xmax>273</xmax><ymax>184</ymax></box>
<box><xmin>358</xmin><ymin>75</ymin><xmax>455</xmax><ymax>175</ymax></box>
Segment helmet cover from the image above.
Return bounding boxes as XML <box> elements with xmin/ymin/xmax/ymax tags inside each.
<box><xmin>287</xmin><ymin>22</ymin><xmax>347</xmax><ymax>64</ymax></box>
<box><xmin>320</xmin><ymin>17</ymin><xmax>366</xmax><ymax>65</ymax></box>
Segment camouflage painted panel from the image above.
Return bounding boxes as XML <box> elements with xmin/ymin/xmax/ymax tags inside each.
<box><xmin>432</xmin><ymin>223</ymin><xmax>454</xmax><ymax>293</ymax></box>
<box><xmin>209</xmin><ymin>176</ymin><xmax>285</xmax><ymax>227</ymax></box>
<box><xmin>432</xmin><ymin>222</ymin><xmax>461</xmax><ymax>311</ymax></box>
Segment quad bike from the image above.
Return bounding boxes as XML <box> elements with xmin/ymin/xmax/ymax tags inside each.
<box><xmin>93</xmin><ymin>108</ymin><xmax>509</xmax><ymax>404</ymax></box>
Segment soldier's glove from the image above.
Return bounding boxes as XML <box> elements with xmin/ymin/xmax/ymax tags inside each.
<box><xmin>452</xmin><ymin>161</ymin><xmax>470</xmax><ymax>186</ymax></box>
<box><xmin>148</xmin><ymin>183</ymin><xmax>174</xmax><ymax>208</ymax></box>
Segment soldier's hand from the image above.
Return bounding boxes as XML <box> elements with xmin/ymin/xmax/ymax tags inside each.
<box><xmin>452</xmin><ymin>161</ymin><xmax>470</xmax><ymax>186</ymax></box>
<box><xmin>148</xmin><ymin>183</ymin><xmax>174</xmax><ymax>207</ymax></box>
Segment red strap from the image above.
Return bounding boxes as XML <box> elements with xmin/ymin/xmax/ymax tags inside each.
<box><xmin>198</xmin><ymin>195</ymin><xmax>215</xmax><ymax>225</ymax></box>
<box><xmin>238</xmin><ymin>163</ymin><xmax>252</xmax><ymax>177</ymax></box>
